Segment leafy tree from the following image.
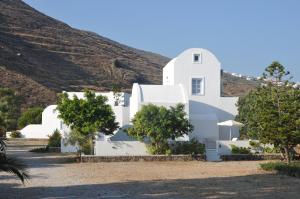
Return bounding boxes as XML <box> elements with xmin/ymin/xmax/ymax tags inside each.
<box><xmin>0</xmin><ymin>88</ymin><xmax>22</xmax><ymax>136</ymax></box>
<box><xmin>57</xmin><ymin>90</ymin><xmax>119</xmax><ymax>154</ymax></box>
<box><xmin>236</xmin><ymin>62</ymin><xmax>300</xmax><ymax>163</ymax></box>
<box><xmin>127</xmin><ymin>103</ymin><xmax>193</xmax><ymax>154</ymax></box>
<box><xmin>18</xmin><ymin>107</ymin><xmax>43</xmax><ymax>129</ymax></box>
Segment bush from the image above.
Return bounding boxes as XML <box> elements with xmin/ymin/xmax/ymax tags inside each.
<box><xmin>230</xmin><ymin>144</ymin><xmax>251</xmax><ymax>154</ymax></box>
<box><xmin>81</xmin><ymin>138</ymin><xmax>93</xmax><ymax>155</ymax></box>
<box><xmin>260</xmin><ymin>162</ymin><xmax>300</xmax><ymax>178</ymax></box>
<box><xmin>10</xmin><ymin>130</ymin><xmax>22</xmax><ymax>138</ymax></box>
<box><xmin>18</xmin><ymin>107</ymin><xmax>43</xmax><ymax>129</ymax></box>
<box><xmin>170</xmin><ymin>139</ymin><xmax>205</xmax><ymax>155</ymax></box>
<box><xmin>29</xmin><ymin>147</ymin><xmax>49</xmax><ymax>153</ymax></box>
<box><xmin>48</xmin><ymin>129</ymin><xmax>61</xmax><ymax>147</ymax></box>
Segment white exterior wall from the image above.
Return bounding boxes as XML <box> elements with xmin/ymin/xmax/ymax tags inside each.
<box><xmin>112</xmin><ymin>106</ymin><xmax>130</xmax><ymax>126</ymax></box>
<box><xmin>95</xmin><ymin>140</ymin><xmax>148</xmax><ymax>156</ymax></box>
<box><xmin>217</xmin><ymin>140</ymin><xmax>249</xmax><ymax>155</ymax></box>
<box><xmin>163</xmin><ymin>58</ymin><xmax>176</xmax><ymax>85</ymax></box>
<box><xmin>20</xmin><ymin>105</ymin><xmax>62</xmax><ymax>138</ymax></box>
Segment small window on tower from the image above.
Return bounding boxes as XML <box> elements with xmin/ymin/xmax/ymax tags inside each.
<box><xmin>193</xmin><ymin>54</ymin><xmax>202</xmax><ymax>63</ymax></box>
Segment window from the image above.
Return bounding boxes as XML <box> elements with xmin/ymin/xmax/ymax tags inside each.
<box><xmin>192</xmin><ymin>78</ymin><xmax>204</xmax><ymax>95</ymax></box>
<box><xmin>193</xmin><ymin>54</ymin><xmax>202</xmax><ymax>63</ymax></box>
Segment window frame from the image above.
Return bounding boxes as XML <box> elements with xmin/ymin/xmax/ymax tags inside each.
<box><xmin>191</xmin><ymin>77</ymin><xmax>205</xmax><ymax>96</ymax></box>
<box><xmin>193</xmin><ymin>53</ymin><xmax>202</xmax><ymax>64</ymax></box>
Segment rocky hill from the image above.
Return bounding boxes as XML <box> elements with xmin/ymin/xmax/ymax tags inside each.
<box><xmin>0</xmin><ymin>0</ymin><xmax>257</xmax><ymax>109</ymax></box>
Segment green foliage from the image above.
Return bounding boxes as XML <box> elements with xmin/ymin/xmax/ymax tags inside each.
<box><xmin>249</xmin><ymin>140</ymin><xmax>280</xmax><ymax>154</ymax></box>
<box><xmin>0</xmin><ymin>154</ymin><xmax>29</xmax><ymax>184</ymax></box>
<box><xmin>18</xmin><ymin>107</ymin><xmax>43</xmax><ymax>129</ymax></box>
<box><xmin>236</xmin><ymin>62</ymin><xmax>300</xmax><ymax>163</ymax></box>
<box><xmin>48</xmin><ymin>129</ymin><xmax>62</xmax><ymax>147</ymax></box>
<box><xmin>249</xmin><ymin>140</ymin><xmax>261</xmax><ymax>148</ymax></box>
<box><xmin>264</xmin><ymin>146</ymin><xmax>280</xmax><ymax>154</ymax></box>
<box><xmin>112</xmin><ymin>84</ymin><xmax>122</xmax><ymax>106</ymax></box>
<box><xmin>0</xmin><ymin>88</ymin><xmax>22</xmax><ymax>136</ymax></box>
<box><xmin>230</xmin><ymin>144</ymin><xmax>251</xmax><ymax>154</ymax></box>
<box><xmin>260</xmin><ymin>162</ymin><xmax>300</xmax><ymax>178</ymax></box>
<box><xmin>170</xmin><ymin>138</ymin><xmax>205</xmax><ymax>155</ymax></box>
<box><xmin>57</xmin><ymin>90</ymin><xmax>119</xmax><ymax>154</ymax></box>
<box><xmin>127</xmin><ymin>103</ymin><xmax>193</xmax><ymax>154</ymax></box>
<box><xmin>10</xmin><ymin>131</ymin><xmax>22</xmax><ymax>138</ymax></box>
<box><xmin>29</xmin><ymin>147</ymin><xmax>49</xmax><ymax>153</ymax></box>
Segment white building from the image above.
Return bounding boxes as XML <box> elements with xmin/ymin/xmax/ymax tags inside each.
<box><xmin>19</xmin><ymin>48</ymin><xmax>240</xmax><ymax>156</ymax></box>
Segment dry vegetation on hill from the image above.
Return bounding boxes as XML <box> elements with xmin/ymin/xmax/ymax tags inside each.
<box><xmin>0</xmin><ymin>0</ymin><xmax>257</xmax><ymax>109</ymax></box>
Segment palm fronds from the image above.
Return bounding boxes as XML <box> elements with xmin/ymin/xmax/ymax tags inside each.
<box><xmin>0</xmin><ymin>154</ymin><xmax>29</xmax><ymax>184</ymax></box>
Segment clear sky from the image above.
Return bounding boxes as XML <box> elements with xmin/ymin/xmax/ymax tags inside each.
<box><xmin>24</xmin><ymin>0</ymin><xmax>300</xmax><ymax>81</ymax></box>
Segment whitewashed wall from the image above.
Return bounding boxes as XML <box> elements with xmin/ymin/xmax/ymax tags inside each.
<box><xmin>20</xmin><ymin>105</ymin><xmax>61</xmax><ymax>138</ymax></box>
<box><xmin>95</xmin><ymin>140</ymin><xmax>148</xmax><ymax>156</ymax></box>
<box><xmin>216</xmin><ymin>140</ymin><xmax>252</xmax><ymax>155</ymax></box>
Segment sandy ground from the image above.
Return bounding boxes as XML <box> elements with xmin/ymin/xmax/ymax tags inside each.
<box><xmin>0</xmin><ymin>151</ymin><xmax>299</xmax><ymax>199</ymax></box>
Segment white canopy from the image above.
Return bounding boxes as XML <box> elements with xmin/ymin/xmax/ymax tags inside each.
<box><xmin>217</xmin><ymin>120</ymin><xmax>244</xmax><ymax>127</ymax></box>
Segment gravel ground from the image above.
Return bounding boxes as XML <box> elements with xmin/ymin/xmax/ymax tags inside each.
<box><xmin>0</xmin><ymin>151</ymin><xmax>300</xmax><ymax>199</ymax></box>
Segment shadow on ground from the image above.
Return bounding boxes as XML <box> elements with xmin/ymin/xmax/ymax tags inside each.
<box><xmin>6</xmin><ymin>151</ymin><xmax>76</xmax><ymax>168</ymax></box>
<box><xmin>1</xmin><ymin>174</ymin><xmax>299</xmax><ymax>199</ymax></box>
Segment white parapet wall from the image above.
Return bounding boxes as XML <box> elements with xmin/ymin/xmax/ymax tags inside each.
<box><xmin>95</xmin><ymin>140</ymin><xmax>148</xmax><ymax>156</ymax></box>
<box><xmin>19</xmin><ymin>124</ymin><xmax>49</xmax><ymax>138</ymax></box>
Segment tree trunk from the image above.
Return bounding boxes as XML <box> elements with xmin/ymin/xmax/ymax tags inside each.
<box><xmin>284</xmin><ymin>146</ymin><xmax>291</xmax><ymax>164</ymax></box>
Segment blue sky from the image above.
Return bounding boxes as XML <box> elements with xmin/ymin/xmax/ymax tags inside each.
<box><xmin>24</xmin><ymin>0</ymin><xmax>300</xmax><ymax>81</ymax></box>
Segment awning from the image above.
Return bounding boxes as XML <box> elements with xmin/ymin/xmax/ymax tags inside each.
<box><xmin>217</xmin><ymin>120</ymin><xmax>244</xmax><ymax>127</ymax></box>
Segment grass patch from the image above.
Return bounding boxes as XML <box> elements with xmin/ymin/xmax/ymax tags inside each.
<box><xmin>260</xmin><ymin>162</ymin><xmax>300</xmax><ymax>178</ymax></box>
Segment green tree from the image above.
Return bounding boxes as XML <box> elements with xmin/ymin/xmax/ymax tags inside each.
<box><xmin>56</xmin><ymin>90</ymin><xmax>119</xmax><ymax>154</ymax></box>
<box><xmin>127</xmin><ymin>103</ymin><xmax>193</xmax><ymax>154</ymax></box>
<box><xmin>236</xmin><ymin>62</ymin><xmax>300</xmax><ymax>163</ymax></box>
<box><xmin>0</xmin><ymin>88</ymin><xmax>22</xmax><ymax>136</ymax></box>
<box><xmin>18</xmin><ymin>107</ymin><xmax>43</xmax><ymax>129</ymax></box>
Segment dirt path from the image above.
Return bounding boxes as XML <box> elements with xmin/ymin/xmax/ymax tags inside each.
<box><xmin>0</xmin><ymin>151</ymin><xmax>299</xmax><ymax>199</ymax></box>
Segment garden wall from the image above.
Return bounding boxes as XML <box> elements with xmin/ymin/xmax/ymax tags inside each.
<box><xmin>94</xmin><ymin>140</ymin><xmax>148</xmax><ymax>156</ymax></box>
<box><xmin>80</xmin><ymin>154</ymin><xmax>205</xmax><ymax>162</ymax></box>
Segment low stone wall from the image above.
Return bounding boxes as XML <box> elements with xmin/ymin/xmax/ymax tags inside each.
<box><xmin>80</xmin><ymin>154</ymin><xmax>206</xmax><ymax>162</ymax></box>
<box><xmin>221</xmin><ymin>154</ymin><xmax>282</xmax><ymax>161</ymax></box>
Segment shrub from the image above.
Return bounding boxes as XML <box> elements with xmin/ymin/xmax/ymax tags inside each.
<box><xmin>10</xmin><ymin>130</ymin><xmax>22</xmax><ymax>138</ymax></box>
<box><xmin>264</xmin><ymin>146</ymin><xmax>280</xmax><ymax>154</ymax></box>
<box><xmin>29</xmin><ymin>147</ymin><xmax>49</xmax><ymax>153</ymax></box>
<box><xmin>170</xmin><ymin>139</ymin><xmax>205</xmax><ymax>155</ymax></box>
<box><xmin>260</xmin><ymin>162</ymin><xmax>300</xmax><ymax>178</ymax></box>
<box><xmin>81</xmin><ymin>138</ymin><xmax>93</xmax><ymax>155</ymax></box>
<box><xmin>230</xmin><ymin>144</ymin><xmax>251</xmax><ymax>154</ymax></box>
<box><xmin>48</xmin><ymin>129</ymin><xmax>61</xmax><ymax>147</ymax></box>
<box><xmin>18</xmin><ymin>107</ymin><xmax>43</xmax><ymax>129</ymax></box>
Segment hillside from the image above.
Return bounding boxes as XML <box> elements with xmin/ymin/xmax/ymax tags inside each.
<box><xmin>0</xmin><ymin>0</ymin><xmax>257</xmax><ymax>109</ymax></box>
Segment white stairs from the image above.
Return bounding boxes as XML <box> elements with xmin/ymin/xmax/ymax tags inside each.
<box><xmin>204</xmin><ymin>139</ymin><xmax>221</xmax><ymax>161</ymax></box>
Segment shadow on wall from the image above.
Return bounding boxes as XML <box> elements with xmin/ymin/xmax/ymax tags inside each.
<box><xmin>1</xmin><ymin>174</ymin><xmax>299</xmax><ymax>198</ymax></box>
<box><xmin>109</xmin><ymin>125</ymin><xmax>136</xmax><ymax>141</ymax></box>
<box><xmin>189</xmin><ymin>100</ymin><xmax>235</xmax><ymax>120</ymax></box>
